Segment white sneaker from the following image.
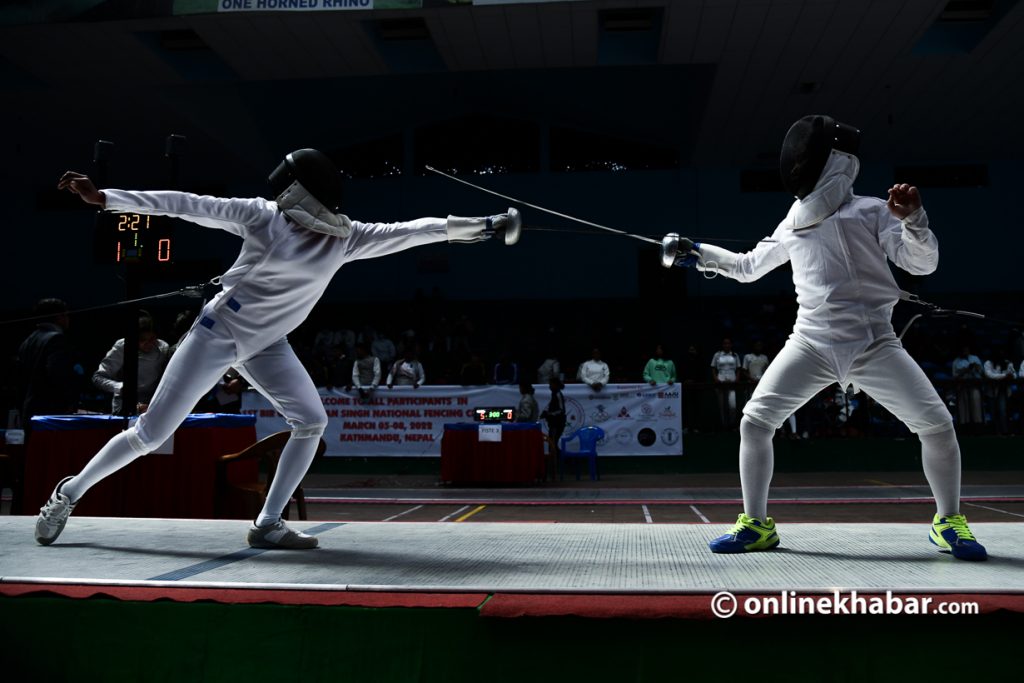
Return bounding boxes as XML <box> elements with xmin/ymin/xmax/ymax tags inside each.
<box><xmin>246</xmin><ymin>519</ymin><xmax>318</xmax><ymax>549</ymax></box>
<box><xmin>35</xmin><ymin>476</ymin><xmax>77</xmax><ymax>546</ymax></box>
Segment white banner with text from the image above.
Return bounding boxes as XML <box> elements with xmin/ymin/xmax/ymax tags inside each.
<box><xmin>241</xmin><ymin>383</ymin><xmax>682</xmax><ymax>457</ymax></box>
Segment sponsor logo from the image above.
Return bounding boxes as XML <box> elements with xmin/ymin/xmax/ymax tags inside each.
<box><xmin>616</xmin><ymin>406</ymin><xmax>631</xmax><ymax>419</ymax></box>
<box><xmin>615</xmin><ymin>428</ymin><xmax>632</xmax><ymax>445</ymax></box>
<box><xmin>565</xmin><ymin>398</ymin><xmax>586</xmax><ymax>431</ymax></box>
<box><xmin>637</xmin><ymin>427</ymin><xmax>657</xmax><ymax>447</ymax></box>
<box><xmin>660</xmin><ymin>406</ymin><xmax>677</xmax><ymax>418</ymax></box>
<box><xmin>591</xmin><ymin>405</ymin><xmax>611</xmax><ymax>423</ymax></box>
<box><xmin>661</xmin><ymin>428</ymin><xmax>680</xmax><ymax>446</ymax></box>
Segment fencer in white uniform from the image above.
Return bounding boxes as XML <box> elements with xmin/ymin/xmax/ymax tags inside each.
<box><xmin>664</xmin><ymin>116</ymin><xmax>985</xmax><ymax>560</ymax></box>
<box><xmin>38</xmin><ymin>149</ymin><xmax>519</xmax><ymax>549</ymax></box>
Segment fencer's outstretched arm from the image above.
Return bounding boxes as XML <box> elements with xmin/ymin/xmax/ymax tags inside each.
<box><xmin>878</xmin><ymin>184</ymin><xmax>938</xmax><ymax>275</ymax></box>
<box><xmin>58</xmin><ymin>171</ymin><xmax>273</xmax><ymax>237</ymax></box>
<box><xmin>696</xmin><ymin>226</ymin><xmax>790</xmax><ymax>282</ymax></box>
<box><xmin>103</xmin><ymin>190</ymin><xmax>273</xmax><ymax>238</ymax></box>
<box><xmin>342</xmin><ymin>214</ymin><xmax>503</xmax><ymax>262</ymax></box>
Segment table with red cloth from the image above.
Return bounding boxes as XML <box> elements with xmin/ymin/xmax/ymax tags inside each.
<box><xmin>440</xmin><ymin>422</ymin><xmax>545</xmax><ymax>485</ymax></box>
<box><xmin>24</xmin><ymin>414</ymin><xmax>258</xmax><ymax>518</ymax></box>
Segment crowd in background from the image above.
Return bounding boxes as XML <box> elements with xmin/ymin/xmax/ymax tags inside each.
<box><xmin>5</xmin><ymin>289</ymin><xmax>1024</xmax><ymax>438</ymax></box>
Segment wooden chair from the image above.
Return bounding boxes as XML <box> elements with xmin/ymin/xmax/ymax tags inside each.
<box><xmin>215</xmin><ymin>431</ymin><xmax>325</xmax><ymax>520</ymax></box>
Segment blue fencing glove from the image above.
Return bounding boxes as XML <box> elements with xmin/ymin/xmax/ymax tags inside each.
<box><xmin>678</xmin><ymin>241</ymin><xmax>701</xmax><ymax>268</ymax></box>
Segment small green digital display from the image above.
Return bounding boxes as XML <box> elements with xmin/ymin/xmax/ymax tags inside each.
<box><xmin>474</xmin><ymin>407</ymin><xmax>515</xmax><ymax>422</ymax></box>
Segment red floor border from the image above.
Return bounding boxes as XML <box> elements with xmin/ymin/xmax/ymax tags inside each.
<box><xmin>0</xmin><ymin>582</ymin><xmax>487</xmax><ymax>609</ymax></box>
<box><xmin>4</xmin><ymin>582</ymin><xmax>1022</xmax><ymax>620</ymax></box>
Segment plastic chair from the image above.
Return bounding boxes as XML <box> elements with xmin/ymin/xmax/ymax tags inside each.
<box><xmin>215</xmin><ymin>431</ymin><xmax>326</xmax><ymax>520</ymax></box>
<box><xmin>558</xmin><ymin>426</ymin><xmax>605</xmax><ymax>481</ymax></box>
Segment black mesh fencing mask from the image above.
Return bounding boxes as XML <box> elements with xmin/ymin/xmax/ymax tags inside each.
<box><xmin>268</xmin><ymin>149</ymin><xmax>344</xmax><ymax>212</ymax></box>
<box><xmin>780</xmin><ymin>115</ymin><xmax>860</xmax><ymax>199</ymax></box>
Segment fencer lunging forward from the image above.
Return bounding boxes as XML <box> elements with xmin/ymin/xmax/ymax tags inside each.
<box><xmin>38</xmin><ymin>149</ymin><xmax>518</xmax><ymax>550</ymax></box>
<box><xmin>667</xmin><ymin>116</ymin><xmax>985</xmax><ymax>560</ymax></box>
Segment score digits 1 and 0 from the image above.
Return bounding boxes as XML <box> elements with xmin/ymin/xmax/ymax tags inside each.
<box><xmin>116</xmin><ymin>213</ymin><xmax>171</xmax><ymax>263</ymax></box>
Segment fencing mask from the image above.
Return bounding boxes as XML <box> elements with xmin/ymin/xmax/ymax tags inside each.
<box><xmin>779</xmin><ymin>115</ymin><xmax>860</xmax><ymax>200</ymax></box>
<box><xmin>269</xmin><ymin>149</ymin><xmax>352</xmax><ymax>238</ymax></box>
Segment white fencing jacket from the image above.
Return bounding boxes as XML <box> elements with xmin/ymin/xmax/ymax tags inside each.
<box><xmin>104</xmin><ymin>190</ymin><xmax>487</xmax><ymax>362</ymax></box>
<box><xmin>696</xmin><ymin>152</ymin><xmax>938</xmax><ymax>381</ymax></box>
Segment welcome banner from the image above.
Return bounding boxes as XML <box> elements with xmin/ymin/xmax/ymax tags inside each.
<box><xmin>241</xmin><ymin>383</ymin><xmax>682</xmax><ymax>456</ymax></box>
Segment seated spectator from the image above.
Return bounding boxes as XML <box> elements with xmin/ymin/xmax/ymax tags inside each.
<box><xmin>92</xmin><ymin>311</ymin><xmax>169</xmax><ymax>414</ymax></box>
<box><xmin>515</xmin><ymin>382</ymin><xmax>539</xmax><ymax>422</ymax></box>
<box><xmin>387</xmin><ymin>347</ymin><xmax>424</xmax><ymax>389</ymax></box>
<box><xmin>348</xmin><ymin>343</ymin><xmax>381</xmax><ymax>400</ymax></box>
<box><xmin>459</xmin><ymin>353</ymin><xmax>487</xmax><ymax>385</ymax></box>
<box><xmin>642</xmin><ymin>344</ymin><xmax>676</xmax><ymax>386</ymax></box>
<box><xmin>578</xmin><ymin>347</ymin><xmax>610</xmax><ymax>391</ymax></box>
<box><xmin>492</xmin><ymin>353</ymin><xmax>519</xmax><ymax>385</ymax></box>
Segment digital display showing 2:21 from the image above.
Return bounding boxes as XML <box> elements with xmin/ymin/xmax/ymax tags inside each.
<box><xmin>94</xmin><ymin>212</ymin><xmax>175</xmax><ymax>266</ymax></box>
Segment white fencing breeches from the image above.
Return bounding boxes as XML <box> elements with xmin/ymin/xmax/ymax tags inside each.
<box><xmin>734</xmin><ymin>334</ymin><xmax>959</xmax><ymax>519</ymax></box>
<box><xmin>742</xmin><ymin>334</ymin><xmax>953</xmax><ymax>435</ymax></box>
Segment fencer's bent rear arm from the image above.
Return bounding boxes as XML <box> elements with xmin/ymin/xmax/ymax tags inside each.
<box><xmin>876</xmin><ymin>206</ymin><xmax>938</xmax><ymax>276</ymax></box>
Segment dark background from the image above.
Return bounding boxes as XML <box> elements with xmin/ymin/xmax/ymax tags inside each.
<box><xmin>1</xmin><ymin>0</ymin><xmax>1022</xmax><ymax>390</ymax></box>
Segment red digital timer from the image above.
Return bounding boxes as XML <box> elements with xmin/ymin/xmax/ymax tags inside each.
<box><xmin>94</xmin><ymin>212</ymin><xmax>175</xmax><ymax>266</ymax></box>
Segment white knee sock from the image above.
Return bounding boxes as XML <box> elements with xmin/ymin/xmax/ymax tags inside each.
<box><xmin>59</xmin><ymin>431</ymin><xmax>143</xmax><ymax>503</ymax></box>
<box><xmin>255</xmin><ymin>435</ymin><xmax>320</xmax><ymax>527</ymax></box>
<box><xmin>739</xmin><ymin>417</ymin><xmax>775</xmax><ymax>520</ymax></box>
<box><xmin>920</xmin><ymin>429</ymin><xmax>961</xmax><ymax>516</ymax></box>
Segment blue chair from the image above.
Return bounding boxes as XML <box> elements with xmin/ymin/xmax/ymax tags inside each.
<box><xmin>558</xmin><ymin>426</ymin><xmax>605</xmax><ymax>481</ymax></box>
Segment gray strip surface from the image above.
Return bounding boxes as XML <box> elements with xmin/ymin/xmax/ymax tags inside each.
<box><xmin>146</xmin><ymin>522</ymin><xmax>344</xmax><ymax>581</ymax></box>
<box><xmin>1</xmin><ymin>517</ymin><xmax>1020</xmax><ymax>594</ymax></box>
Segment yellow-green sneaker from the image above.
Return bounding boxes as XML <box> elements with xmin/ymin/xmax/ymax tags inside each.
<box><xmin>930</xmin><ymin>513</ymin><xmax>987</xmax><ymax>561</ymax></box>
<box><xmin>708</xmin><ymin>513</ymin><xmax>780</xmax><ymax>553</ymax></box>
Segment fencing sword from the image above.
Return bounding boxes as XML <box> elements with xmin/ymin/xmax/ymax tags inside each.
<box><xmin>0</xmin><ymin>277</ymin><xmax>218</xmax><ymax>327</ymax></box>
<box><xmin>425</xmin><ymin>166</ymin><xmax>774</xmax><ymax>268</ymax></box>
